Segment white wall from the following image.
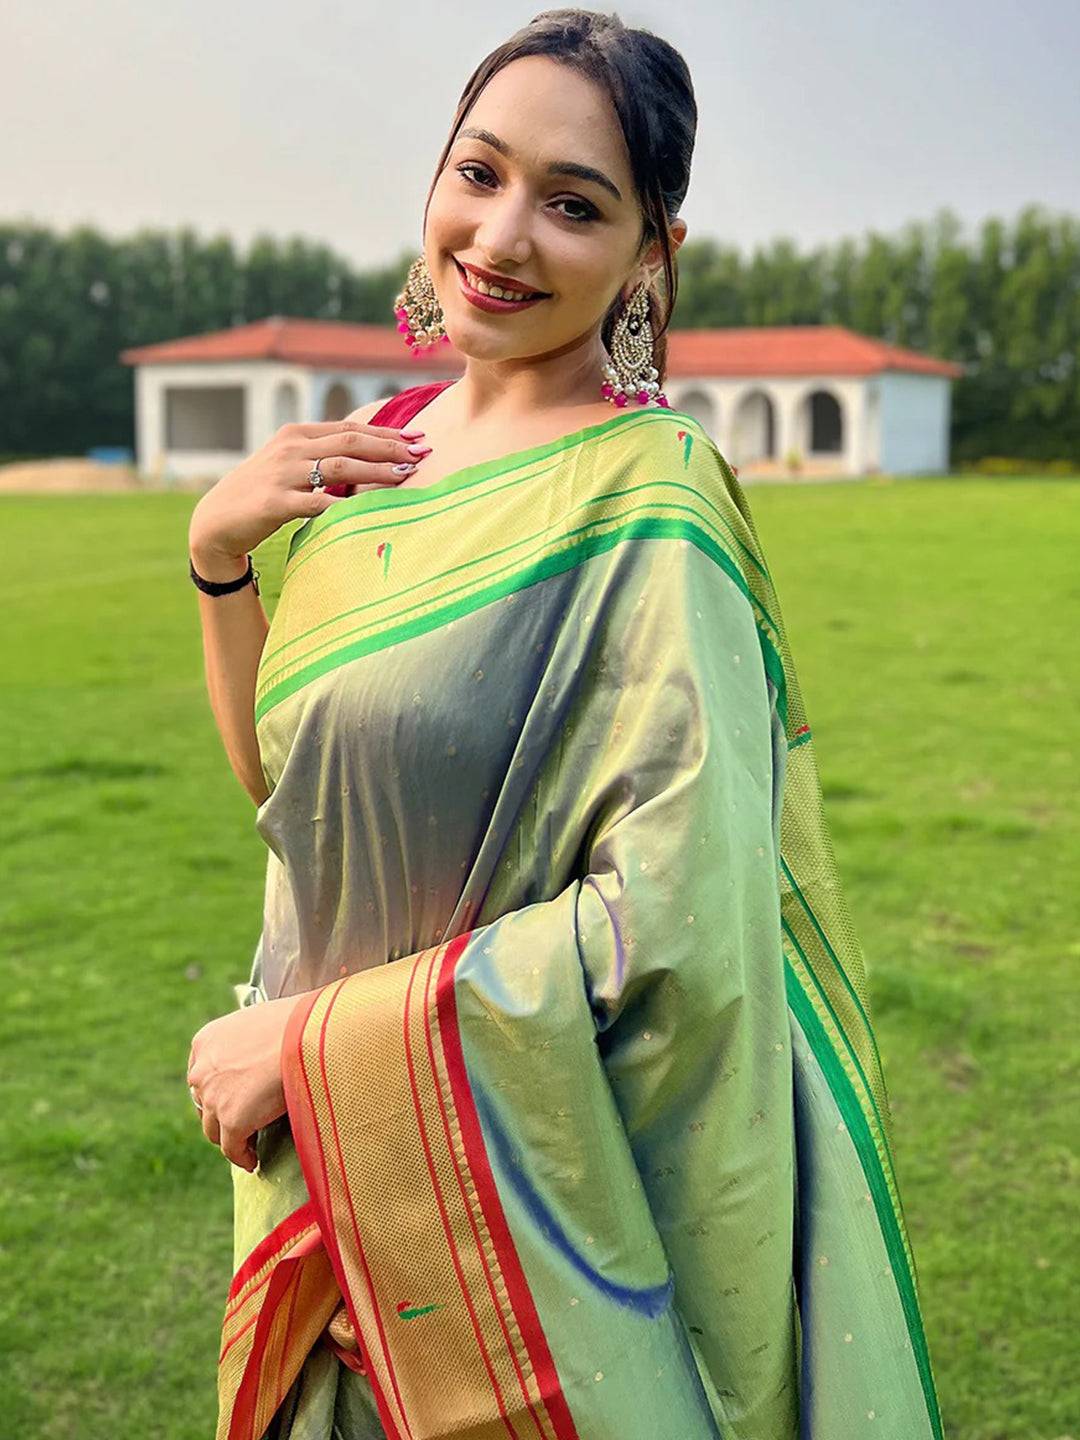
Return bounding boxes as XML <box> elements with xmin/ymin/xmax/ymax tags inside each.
<box><xmin>878</xmin><ymin>372</ymin><xmax>952</xmax><ymax>475</ymax></box>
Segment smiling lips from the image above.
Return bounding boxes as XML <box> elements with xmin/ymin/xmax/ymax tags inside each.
<box><xmin>454</xmin><ymin>258</ymin><xmax>549</xmax><ymax>312</ymax></box>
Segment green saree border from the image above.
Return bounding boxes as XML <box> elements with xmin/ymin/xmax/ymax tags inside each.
<box><xmin>264</xmin><ymin>479</ymin><xmax>783</xmax><ymax>683</ymax></box>
<box><xmin>782</xmin><ymin>916</ymin><xmax>897</xmax><ymax>1188</ymax></box>
<box><xmin>785</xmin><ymin>964</ymin><xmax>944</xmax><ymax>1440</ymax></box>
<box><xmin>781</xmin><ymin>855</ymin><xmax>892</xmax><ymax>1143</ymax></box>
<box><xmin>254</xmin><ymin>515</ymin><xmax>788</xmax><ymax>730</ymax></box>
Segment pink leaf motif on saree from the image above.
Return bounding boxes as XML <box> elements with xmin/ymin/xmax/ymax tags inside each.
<box><xmin>376</xmin><ymin>540</ymin><xmax>393</xmax><ymax>579</ymax></box>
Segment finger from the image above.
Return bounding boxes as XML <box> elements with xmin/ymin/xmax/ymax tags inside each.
<box><xmin>219</xmin><ymin>1125</ymin><xmax>258</xmax><ymax>1171</ymax></box>
<box><xmin>201</xmin><ymin>1108</ymin><xmax>222</xmax><ymax>1146</ymax></box>
<box><xmin>304</xmin><ymin>430</ymin><xmax>425</xmax><ymax>465</ymax></box>
<box><xmin>286</xmin><ymin>420</ymin><xmax>417</xmax><ymax>442</ymax></box>
<box><xmin>302</xmin><ymin>445</ymin><xmax>432</xmax><ymax>487</ymax></box>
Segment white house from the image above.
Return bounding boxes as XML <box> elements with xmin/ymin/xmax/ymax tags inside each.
<box><xmin>120</xmin><ymin>317</ymin><xmax>963</xmax><ymax>484</ymax></box>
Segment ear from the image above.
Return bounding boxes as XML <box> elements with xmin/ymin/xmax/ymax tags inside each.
<box><xmin>639</xmin><ymin>216</ymin><xmax>688</xmax><ymax>288</ymax></box>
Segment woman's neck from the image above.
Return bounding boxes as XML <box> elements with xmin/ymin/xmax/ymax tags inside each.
<box><xmin>450</xmin><ymin>333</ymin><xmax>610</xmax><ymax>426</ymax></box>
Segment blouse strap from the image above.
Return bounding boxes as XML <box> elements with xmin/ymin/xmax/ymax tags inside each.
<box><xmin>370</xmin><ymin>378</ymin><xmax>457</xmax><ymax>428</ymax></box>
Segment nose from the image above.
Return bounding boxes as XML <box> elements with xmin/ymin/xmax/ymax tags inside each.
<box><xmin>471</xmin><ymin>188</ymin><xmax>534</xmax><ymax>273</ymax></box>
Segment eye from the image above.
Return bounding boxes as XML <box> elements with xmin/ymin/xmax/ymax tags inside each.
<box><xmin>455</xmin><ymin>162</ymin><xmax>599</xmax><ymax>225</ymax></box>
<box><xmin>456</xmin><ymin>162</ymin><xmax>497</xmax><ymax>190</ymax></box>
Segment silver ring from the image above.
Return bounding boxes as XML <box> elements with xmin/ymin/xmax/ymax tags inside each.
<box><xmin>307</xmin><ymin>460</ymin><xmax>326</xmax><ymax>491</ymax></box>
<box><xmin>189</xmin><ymin>1084</ymin><xmax>204</xmax><ymax>1113</ymax></box>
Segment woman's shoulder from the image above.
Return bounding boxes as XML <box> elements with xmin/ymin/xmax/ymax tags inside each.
<box><xmin>613</xmin><ymin>405</ymin><xmax>755</xmax><ymax>557</ymax></box>
<box><xmin>618</xmin><ymin>404</ymin><xmax>732</xmax><ymax>479</ymax></box>
<box><xmin>344</xmin><ymin>398</ymin><xmax>386</xmax><ymax>426</ymax></box>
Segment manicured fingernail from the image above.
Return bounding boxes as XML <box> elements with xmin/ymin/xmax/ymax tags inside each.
<box><xmin>407</xmin><ymin>444</ymin><xmax>433</xmax><ymax>456</ymax></box>
<box><xmin>400</xmin><ymin>428</ymin><xmax>426</xmax><ymax>438</ymax></box>
<box><xmin>392</xmin><ymin>462</ymin><xmax>417</xmax><ymax>474</ymax></box>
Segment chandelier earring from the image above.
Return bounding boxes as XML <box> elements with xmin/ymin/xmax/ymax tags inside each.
<box><xmin>602</xmin><ymin>278</ymin><xmax>669</xmax><ymax>408</ymax></box>
<box><xmin>394</xmin><ymin>255</ymin><xmax>451</xmax><ymax>358</ymax></box>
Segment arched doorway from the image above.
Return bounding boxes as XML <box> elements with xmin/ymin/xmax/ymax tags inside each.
<box><xmin>806</xmin><ymin>390</ymin><xmax>844</xmax><ymax>454</ymax></box>
<box><xmin>732</xmin><ymin>389</ymin><xmax>776</xmax><ymax>464</ymax></box>
<box><xmin>321</xmin><ymin>382</ymin><xmax>354</xmax><ymax>421</ymax></box>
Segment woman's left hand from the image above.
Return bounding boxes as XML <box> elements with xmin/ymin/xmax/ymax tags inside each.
<box><xmin>187</xmin><ymin>993</ymin><xmax>306</xmax><ymax>1172</ymax></box>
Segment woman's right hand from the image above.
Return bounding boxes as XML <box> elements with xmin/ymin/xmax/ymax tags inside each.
<box><xmin>188</xmin><ymin>419</ymin><xmax>432</xmax><ymax>562</ymax></box>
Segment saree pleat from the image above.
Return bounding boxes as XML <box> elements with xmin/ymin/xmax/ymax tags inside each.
<box><xmin>214</xmin><ymin>382</ymin><xmax>942</xmax><ymax>1440</ymax></box>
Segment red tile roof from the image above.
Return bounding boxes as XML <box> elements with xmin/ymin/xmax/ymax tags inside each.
<box><xmin>119</xmin><ymin>316</ymin><xmax>963</xmax><ymax>379</ymax></box>
<box><xmin>666</xmin><ymin>324</ymin><xmax>964</xmax><ymax>379</ymax></box>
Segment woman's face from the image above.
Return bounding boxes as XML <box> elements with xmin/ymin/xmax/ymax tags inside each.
<box><xmin>423</xmin><ymin>54</ymin><xmax>674</xmax><ymax>362</ymax></box>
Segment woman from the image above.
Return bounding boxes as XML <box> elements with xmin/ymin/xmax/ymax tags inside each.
<box><xmin>186</xmin><ymin>11</ymin><xmax>942</xmax><ymax>1440</ymax></box>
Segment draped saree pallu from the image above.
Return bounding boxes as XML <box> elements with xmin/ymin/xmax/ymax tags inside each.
<box><xmin>215</xmin><ymin>380</ymin><xmax>943</xmax><ymax>1440</ymax></box>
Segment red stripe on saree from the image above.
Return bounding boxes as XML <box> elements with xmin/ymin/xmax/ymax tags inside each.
<box><xmin>270</xmin><ymin>938</ymin><xmax>581</xmax><ymax>1440</ymax></box>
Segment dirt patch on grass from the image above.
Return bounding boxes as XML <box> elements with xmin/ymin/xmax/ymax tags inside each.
<box><xmin>0</xmin><ymin>459</ymin><xmax>209</xmax><ymax>493</ymax></box>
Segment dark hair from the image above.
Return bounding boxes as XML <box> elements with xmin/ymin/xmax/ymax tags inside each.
<box><xmin>423</xmin><ymin>8</ymin><xmax>697</xmax><ymax>387</ymax></box>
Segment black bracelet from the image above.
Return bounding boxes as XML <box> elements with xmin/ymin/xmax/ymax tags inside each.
<box><xmin>189</xmin><ymin>553</ymin><xmax>261</xmax><ymax>596</ymax></box>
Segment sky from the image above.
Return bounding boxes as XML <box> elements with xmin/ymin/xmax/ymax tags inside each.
<box><xmin>2</xmin><ymin>0</ymin><xmax>1077</xmax><ymax>269</ymax></box>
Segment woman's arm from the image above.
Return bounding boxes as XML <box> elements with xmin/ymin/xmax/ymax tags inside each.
<box><xmin>187</xmin><ymin>400</ymin><xmax>388</xmax><ymax>808</ymax></box>
<box><xmin>188</xmin><ymin>529</ymin><xmax>271</xmax><ymax>808</ymax></box>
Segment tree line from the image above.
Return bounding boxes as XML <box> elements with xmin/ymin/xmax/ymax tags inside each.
<box><xmin>0</xmin><ymin>203</ymin><xmax>1076</xmax><ymax>465</ymax></box>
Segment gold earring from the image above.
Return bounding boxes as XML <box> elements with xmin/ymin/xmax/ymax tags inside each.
<box><xmin>394</xmin><ymin>255</ymin><xmax>450</xmax><ymax>358</ymax></box>
<box><xmin>602</xmin><ymin>279</ymin><xmax>668</xmax><ymax>408</ymax></box>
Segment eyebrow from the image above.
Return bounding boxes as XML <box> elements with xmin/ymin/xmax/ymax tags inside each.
<box><xmin>454</xmin><ymin>126</ymin><xmax>623</xmax><ymax>204</ymax></box>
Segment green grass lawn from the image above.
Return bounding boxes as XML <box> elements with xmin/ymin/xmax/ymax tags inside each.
<box><xmin>0</xmin><ymin>476</ymin><xmax>1075</xmax><ymax>1439</ymax></box>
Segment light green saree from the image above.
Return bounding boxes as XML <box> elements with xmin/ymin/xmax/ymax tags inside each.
<box><xmin>215</xmin><ymin>382</ymin><xmax>942</xmax><ymax>1440</ymax></box>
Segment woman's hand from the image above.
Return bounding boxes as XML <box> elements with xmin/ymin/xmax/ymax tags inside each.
<box><xmin>188</xmin><ymin>419</ymin><xmax>432</xmax><ymax>563</ymax></box>
<box><xmin>187</xmin><ymin>993</ymin><xmax>307</xmax><ymax>1172</ymax></box>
